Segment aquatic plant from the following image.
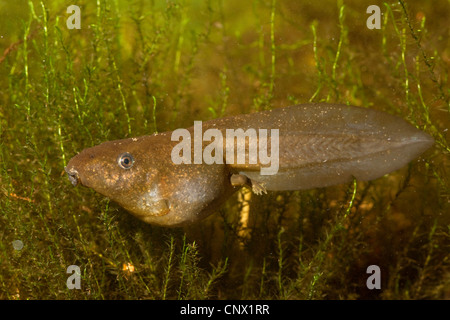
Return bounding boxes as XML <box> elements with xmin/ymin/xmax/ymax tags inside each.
<box><xmin>0</xmin><ymin>0</ymin><xmax>448</xmax><ymax>299</ymax></box>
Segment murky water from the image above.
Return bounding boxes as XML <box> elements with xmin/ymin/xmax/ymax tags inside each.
<box><xmin>0</xmin><ymin>0</ymin><xmax>448</xmax><ymax>300</ymax></box>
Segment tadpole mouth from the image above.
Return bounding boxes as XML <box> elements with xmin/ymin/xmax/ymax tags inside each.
<box><xmin>65</xmin><ymin>167</ymin><xmax>80</xmax><ymax>187</ymax></box>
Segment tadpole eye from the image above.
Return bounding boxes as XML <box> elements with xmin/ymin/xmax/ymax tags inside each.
<box><xmin>117</xmin><ymin>152</ymin><xmax>134</xmax><ymax>169</ymax></box>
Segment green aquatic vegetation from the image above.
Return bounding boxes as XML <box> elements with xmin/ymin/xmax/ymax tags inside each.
<box><xmin>0</xmin><ymin>0</ymin><xmax>448</xmax><ymax>300</ymax></box>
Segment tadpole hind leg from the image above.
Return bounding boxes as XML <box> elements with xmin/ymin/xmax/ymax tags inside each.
<box><xmin>230</xmin><ymin>173</ymin><xmax>267</xmax><ymax>195</ymax></box>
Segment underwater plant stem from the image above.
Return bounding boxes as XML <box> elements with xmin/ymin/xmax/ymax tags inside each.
<box><xmin>258</xmin><ymin>257</ymin><xmax>267</xmax><ymax>298</ymax></box>
<box><xmin>344</xmin><ymin>179</ymin><xmax>357</xmax><ymax>219</ymax></box>
<box><xmin>152</xmin><ymin>95</ymin><xmax>158</xmax><ymax>134</ymax></box>
<box><xmin>309</xmin><ymin>23</ymin><xmax>322</xmax><ymax>102</ymax></box>
<box><xmin>277</xmin><ymin>227</ymin><xmax>284</xmax><ymax>298</ymax></box>
<box><xmin>327</xmin><ymin>4</ymin><xmax>345</xmax><ymax>102</ymax></box>
<box><xmin>22</xmin><ymin>17</ymin><xmax>32</xmax><ymax>119</ymax></box>
<box><xmin>162</xmin><ymin>236</ymin><xmax>175</xmax><ymax>300</ymax></box>
<box><xmin>399</xmin><ymin>0</ymin><xmax>449</xmax><ymax>110</ymax></box>
<box><xmin>269</xmin><ymin>0</ymin><xmax>276</xmax><ymax>99</ymax></box>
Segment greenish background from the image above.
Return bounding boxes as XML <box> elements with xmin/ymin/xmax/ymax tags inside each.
<box><xmin>0</xmin><ymin>0</ymin><xmax>448</xmax><ymax>299</ymax></box>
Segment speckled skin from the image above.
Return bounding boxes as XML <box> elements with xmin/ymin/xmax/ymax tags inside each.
<box><xmin>65</xmin><ymin>132</ymin><xmax>235</xmax><ymax>226</ymax></box>
<box><xmin>65</xmin><ymin>104</ymin><xmax>434</xmax><ymax>227</ymax></box>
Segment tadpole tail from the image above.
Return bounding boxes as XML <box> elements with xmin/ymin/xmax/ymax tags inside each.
<box><xmin>221</xmin><ymin>104</ymin><xmax>434</xmax><ymax>190</ymax></box>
